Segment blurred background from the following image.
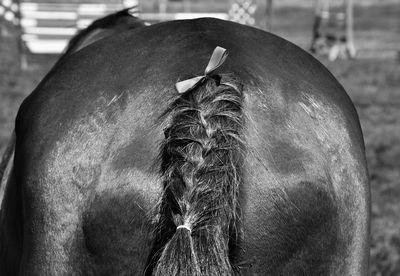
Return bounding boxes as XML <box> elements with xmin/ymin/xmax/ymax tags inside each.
<box><xmin>1</xmin><ymin>0</ymin><xmax>399</xmax><ymax>274</ymax></box>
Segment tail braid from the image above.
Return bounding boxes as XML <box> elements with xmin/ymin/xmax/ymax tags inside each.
<box><xmin>149</xmin><ymin>75</ymin><xmax>245</xmax><ymax>275</ymax></box>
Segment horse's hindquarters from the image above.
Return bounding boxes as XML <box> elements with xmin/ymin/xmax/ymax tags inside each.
<box><xmin>233</xmin><ymin>90</ymin><xmax>369</xmax><ymax>275</ymax></box>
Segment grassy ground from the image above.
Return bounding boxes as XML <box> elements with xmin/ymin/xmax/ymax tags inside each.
<box><xmin>1</xmin><ymin>2</ymin><xmax>399</xmax><ymax>275</ymax></box>
<box><xmin>326</xmin><ymin>59</ymin><xmax>400</xmax><ymax>275</ymax></box>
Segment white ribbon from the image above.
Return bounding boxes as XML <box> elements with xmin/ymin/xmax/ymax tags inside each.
<box><xmin>176</xmin><ymin>224</ymin><xmax>192</xmax><ymax>233</ymax></box>
<box><xmin>175</xmin><ymin>46</ymin><xmax>229</xmax><ymax>94</ymax></box>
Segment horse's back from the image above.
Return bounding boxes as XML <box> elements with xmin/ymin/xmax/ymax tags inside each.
<box><xmin>2</xmin><ymin>18</ymin><xmax>369</xmax><ymax>275</ymax></box>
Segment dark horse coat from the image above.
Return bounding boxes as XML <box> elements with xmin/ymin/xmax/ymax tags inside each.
<box><xmin>0</xmin><ymin>8</ymin><xmax>145</xmax><ymax>201</ymax></box>
<box><xmin>0</xmin><ymin>18</ymin><xmax>369</xmax><ymax>275</ymax></box>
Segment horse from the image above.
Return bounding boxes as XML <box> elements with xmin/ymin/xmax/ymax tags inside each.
<box><xmin>0</xmin><ymin>18</ymin><xmax>370</xmax><ymax>275</ymax></box>
<box><xmin>58</xmin><ymin>7</ymin><xmax>146</xmax><ymax>63</ymax></box>
<box><xmin>0</xmin><ymin>8</ymin><xmax>146</xmax><ymax>205</ymax></box>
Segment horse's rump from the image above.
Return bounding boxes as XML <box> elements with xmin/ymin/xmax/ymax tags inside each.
<box><xmin>0</xmin><ymin>18</ymin><xmax>369</xmax><ymax>275</ymax></box>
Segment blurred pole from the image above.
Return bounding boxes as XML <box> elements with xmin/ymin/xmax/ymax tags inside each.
<box><xmin>314</xmin><ymin>0</ymin><xmax>329</xmax><ymax>18</ymax></box>
<box><xmin>183</xmin><ymin>0</ymin><xmax>191</xmax><ymax>12</ymax></box>
<box><xmin>15</xmin><ymin>0</ymin><xmax>27</xmax><ymax>69</ymax></box>
<box><xmin>265</xmin><ymin>0</ymin><xmax>273</xmax><ymax>31</ymax></box>
<box><xmin>310</xmin><ymin>0</ymin><xmax>330</xmax><ymax>53</ymax></box>
<box><xmin>310</xmin><ymin>0</ymin><xmax>323</xmax><ymax>53</ymax></box>
<box><xmin>159</xmin><ymin>0</ymin><xmax>167</xmax><ymax>14</ymax></box>
<box><xmin>346</xmin><ymin>0</ymin><xmax>356</xmax><ymax>58</ymax></box>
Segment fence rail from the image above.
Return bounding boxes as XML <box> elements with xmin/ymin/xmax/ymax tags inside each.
<box><xmin>14</xmin><ymin>0</ymin><xmax>233</xmax><ymax>55</ymax></box>
<box><xmin>19</xmin><ymin>1</ymin><xmax>129</xmax><ymax>53</ymax></box>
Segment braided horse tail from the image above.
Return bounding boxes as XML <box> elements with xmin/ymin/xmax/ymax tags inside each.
<box><xmin>146</xmin><ymin>47</ymin><xmax>245</xmax><ymax>275</ymax></box>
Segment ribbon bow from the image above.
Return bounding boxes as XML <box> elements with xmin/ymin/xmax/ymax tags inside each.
<box><xmin>175</xmin><ymin>46</ymin><xmax>229</xmax><ymax>94</ymax></box>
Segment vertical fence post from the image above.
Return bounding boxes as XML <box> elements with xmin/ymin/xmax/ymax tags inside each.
<box><xmin>159</xmin><ymin>0</ymin><xmax>167</xmax><ymax>14</ymax></box>
<box><xmin>346</xmin><ymin>0</ymin><xmax>356</xmax><ymax>58</ymax></box>
<box><xmin>183</xmin><ymin>0</ymin><xmax>190</xmax><ymax>13</ymax></box>
<box><xmin>310</xmin><ymin>0</ymin><xmax>328</xmax><ymax>53</ymax></box>
<box><xmin>265</xmin><ymin>0</ymin><xmax>273</xmax><ymax>31</ymax></box>
<box><xmin>15</xmin><ymin>0</ymin><xmax>28</xmax><ymax>69</ymax></box>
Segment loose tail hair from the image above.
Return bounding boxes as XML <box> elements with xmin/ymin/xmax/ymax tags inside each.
<box><xmin>0</xmin><ymin>131</ymin><xmax>15</xmax><ymax>195</ymax></box>
<box><xmin>147</xmin><ymin>75</ymin><xmax>245</xmax><ymax>275</ymax></box>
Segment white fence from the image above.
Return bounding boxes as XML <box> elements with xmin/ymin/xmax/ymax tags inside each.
<box><xmin>10</xmin><ymin>0</ymin><xmax>257</xmax><ymax>55</ymax></box>
<box><xmin>19</xmin><ymin>2</ymin><xmax>130</xmax><ymax>53</ymax></box>
<box><xmin>18</xmin><ymin>1</ymin><xmax>230</xmax><ymax>54</ymax></box>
